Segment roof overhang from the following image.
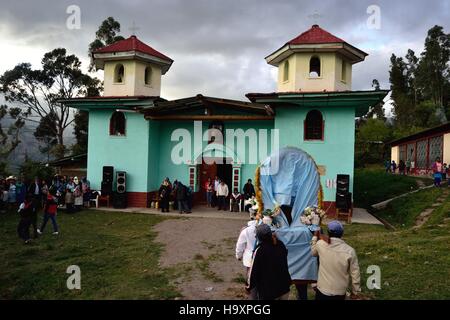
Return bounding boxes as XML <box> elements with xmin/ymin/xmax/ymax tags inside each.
<box><xmin>58</xmin><ymin>96</ymin><xmax>163</xmax><ymax>111</ymax></box>
<box><xmin>246</xmin><ymin>90</ymin><xmax>389</xmax><ymax>117</ymax></box>
<box><xmin>389</xmin><ymin>123</ymin><xmax>450</xmax><ymax>146</ymax></box>
<box><xmin>142</xmin><ymin>94</ymin><xmax>274</xmax><ymax>121</ymax></box>
<box><xmin>93</xmin><ymin>51</ymin><xmax>173</xmax><ymax>74</ymax></box>
<box><xmin>265</xmin><ymin>42</ymin><xmax>368</xmax><ymax>66</ymax></box>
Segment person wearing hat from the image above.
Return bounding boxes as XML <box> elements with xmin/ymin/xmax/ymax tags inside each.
<box><xmin>311</xmin><ymin>220</ymin><xmax>361</xmax><ymax>300</ymax></box>
<box><xmin>247</xmin><ymin>224</ymin><xmax>292</xmax><ymax>300</ymax></box>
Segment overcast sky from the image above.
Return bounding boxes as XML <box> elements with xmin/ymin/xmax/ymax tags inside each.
<box><xmin>1</xmin><ymin>0</ymin><xmax>449</xmax><ymax>105</ymax></box>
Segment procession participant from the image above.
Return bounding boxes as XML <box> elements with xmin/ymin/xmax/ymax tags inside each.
<box><xmin>38</xmin><ymin>188</ymin><xmax>59</xmax><ymax>235</ymax></box>
<box><xmin>17</xmin><ymin>194</ymin><xmax>35</xmax><ymax>244</ymax></box>
<box><xmin>432</xmin><ymin>157</ymin><xmax>443</xmax><ymax>187</ymax></box>
<box><xmin>73</xmin><ymin>177</ymin><xmax>83</xmax><ymax>211</ymax></box>
<box><xmin>236</xmin><ymin>219</ymin><xmax>257</xmax><ymax>299</ymax></box>
<box><xmin>230</xmin><ymin>188</ymin><xmax>241</xmax><ymax>212</ymax></box>
<box><xmin>65</xmin><ymin>177</ymin><xmax>76</xmax><ymax>213</ymax></box>
<box><xmin>212</xmin><ymin>176</ymin><xmax>220</xmax><ymax>207</ymax></box>
<box><xmin>243</xmin><ymin>179</ymin><xmax>256</xmax><ymax>199</ymax></box>
<box><xmin>204</xmin><ymin>177</ymin><xmax>213</xmax><ymax>208</ymax></box>
<box><xmin>159</xmin><ymin>178</ymin><xmax>171</xmax><ymax>213</ymax></box>
<box><xmin>248</xmin><ymin>224</ymin><xmax>291</xmax><ymax>300</ymax></box>
<box><xmin>7</xmin><ymin>177</ymin><xmax>17</xmax><ymax>210</ymax></box>
<box><xmin>216</xmin><ymin>180</ymin><xmax>229</xmax><ymax>211</ymax></box>
<box><xmin>81</xmin><ymin>177</ymin><xmax>91</xmax><ymax>207</ymax></box>
<box><xmin>175</xmin><ymin>181</ymin><xmax>191</xmax><ymax>214</ymax></box>
<box><xmin>311</xmin><ymin>221</ymin><xmax>361</xmax><ymax>300</ymax></box>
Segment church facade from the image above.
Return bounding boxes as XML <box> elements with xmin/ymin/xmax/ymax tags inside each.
<box><xmin>63</xmin><ymin>25</ymin><xmax>388</xmax><ymax>211</ymax></box>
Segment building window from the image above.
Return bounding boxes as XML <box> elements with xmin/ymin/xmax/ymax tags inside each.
<box><xmin>144</xmin><ymin>66</ymin><xmax>152</xmax><ymax>85</ymax></box>
<box><xmin>304</xmin><ymin>110</ymin><xmax>324</xmax><ymax>140</ymax></box>
<box><xmin>114</xmin><ymin>64</ymin><xmax>125</xmax><ymax>83</ymax></box>
<box><xmin>309</xmin><ymin>56</ymin><xmax>321</xmax><ymax>78</ymax></box>
<box><xmin>208</xmin><ymin>121</ymin><xmax>224</xmax><ymax>144</ymax></box>
<box><xmin>283</xmin><ymin>61</ymin><xmax>289</xmax><ymax>82</ymax></box>
<box><xmin>341</xmin><ymin>59</ymin><xmax>347</xmax><ymax>82</ymax></box>
<box><xmin>109</xmin><ymin>111</ymin><xmax>126</xmax><ymax>136</ymax></box>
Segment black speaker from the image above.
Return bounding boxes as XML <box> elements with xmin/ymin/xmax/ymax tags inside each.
<box><xmin>336</xmin><ymin>174</ymin><xmax>350</xmax><ymax>193</ymax></box>
<box><xmin>102</xmin><ymin>166</ymin><xmax>114</xmax><ymax>184</ymax></box>
<box><xmin>336</xmin><ymin>192</ymin><xmax>352</xmax><ymax>210</ymax></box>
<box><xmin>113</xmin><ymin>192</ymin><xmax>127</xmax><ymax>209</ymax></box>
<box><xmin>116</xmin><ymin>171</ymin><xmax>126</xmax><ymax>194</ymax></box>
<box><xmin>101</xmin><ymin>181</ymin><xmax>112</xmax><ymax>195</ymax></box>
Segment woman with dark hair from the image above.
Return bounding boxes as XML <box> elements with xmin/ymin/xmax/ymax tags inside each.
<box><xmin>159</xmin><ymin>178</ymin><xmax>171</xmax><ymax>213</ymax></box>
<box><xmin>248</xmin><ymin>224</ymin><xmax>292</xmax><ymax>300</ymax></box>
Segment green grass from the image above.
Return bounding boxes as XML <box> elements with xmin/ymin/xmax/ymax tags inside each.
<box><xmin>354</xmin><ymin>167</ymin><xmax>431</xmax><ymax>208</ymax></box>
<box><xmin>0</xmin><ymin>210</ymin><xmax>180</xmax><ymax>299</ymax></box>
<box><xmin>345</xmin><ymin>187</ymin><xmax>450</xmax><ymax>299</ymax></box>
<box><xmin>374</xmin><ymin>188</ymin><xmax>443</xmax><ymax>228</ymax></box>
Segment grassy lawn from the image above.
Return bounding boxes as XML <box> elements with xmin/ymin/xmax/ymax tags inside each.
<box><xmin>354</xmin><ymin>167</ymin><xmax>432</xmax><ymax>208</ymax></box>
<box><xmin>346</xmin><ymin>187</ymin><xmax>450</xmax><ymax>299</ymax></box>
<box><xmin>0</xmin><ymin>210</ymin><xmax>180</xmax><ymax>299</ymax></box>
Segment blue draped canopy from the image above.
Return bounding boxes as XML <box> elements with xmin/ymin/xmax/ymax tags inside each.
<box><xmin>259</xmin><ymin>147</ymin><xmax>320</xmax><ymax>280</ymax></box>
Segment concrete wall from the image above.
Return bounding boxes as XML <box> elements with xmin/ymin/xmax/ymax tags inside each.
<box><xmin>103</xmin><ymin>60</ymin><xmax>162</xmax><ymax>96</ymax></box>
<box><xmin>274</xmin><ymin>106</ymin><xmax>356</xmax><ymax>201</ymax></box>
<box><xmin>277</xmin><ymin>52</ymin><xmax>352</xmax><ymax>93</ymax></box>
<box><xmin>444</xmin><ymin>133</ymin><xmax>450</xmax><ymax>165</ymax></box>
<box><xmin>87</xmin><ymin>110</ymin><xmax>150</xmax><ymax>192</ymax></box>
<box><xmin>391</xmin><ymin>146</ymin><xmax>399</xmax><ymax>163</ymax></box>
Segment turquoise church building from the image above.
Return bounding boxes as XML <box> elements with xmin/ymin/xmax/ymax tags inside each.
<box><xmin>63</xmin><ymin>25</ymin><xmax>388</xmax><ymax>210</ymax></box>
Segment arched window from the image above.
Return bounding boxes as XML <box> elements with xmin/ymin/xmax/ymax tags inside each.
<box><xmin>341</xmin><ymin>59</ymin><xmax>347</xmax><ymax>82</ymax></box>
<box><xmin>114</xmin><ymin>64</ymin><xmax>125</xmax><ymax>83</ymax></box>
<box><xmin>109</xmin><ymin>111</ymin><xmax>126</xmax><ymax>136</ymax></box>
<box><xmin>144</xmin><ymin>66</ymin><xmax>152</xmax><ymax>85</ymax></box>
<box><xmin>283</xmin><ymin>61</ymin><xmax>289</xmax><ymax>82</ymax></box>
<box><xmin>309</xmin><ymin>56</ymin><xmax>321</xmax><ymax>78</ymax></box>
<box><xmin>304</xmin><ymin>110</ymin><xmax>324</xmax><ymax>140</ymax></box>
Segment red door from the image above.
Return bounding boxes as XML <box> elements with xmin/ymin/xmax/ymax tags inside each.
<box><xmin>199</xmin><ymin>158</ymin><xmax>217</xmax><ymax>202</ymax></box>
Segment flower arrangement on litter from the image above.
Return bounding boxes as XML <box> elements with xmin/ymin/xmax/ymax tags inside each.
<box><xmin>261</xmin><ymin>205</ymin><xmax>282</xmax><ymax>227</ymax></box>
<box><xmin>300</xmin><ymin>206</ymin><xmax>326</xmax><ymax>225</ymax></box>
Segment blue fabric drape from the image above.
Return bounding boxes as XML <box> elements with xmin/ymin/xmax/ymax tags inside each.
<box><xmin>259</xmin><ymin>147</ymin><xmax>320</xmax><ymax>280</ymax></box>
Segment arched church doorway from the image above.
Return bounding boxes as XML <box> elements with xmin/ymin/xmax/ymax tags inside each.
<box><xmin>198</xmin><ymin>157</ymin><xmax>233</xmax><ymax>203</ymax></box>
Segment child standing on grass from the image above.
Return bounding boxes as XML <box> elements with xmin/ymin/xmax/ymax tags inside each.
<box><xmin>17</xmin><ymin>194</ymin><xmax>35</xmax><ymax>244</ymax></box>
<box><xmin>38</xmin><ymin>188</ymin><xmax>59</xmax><ymax>235</ymax></box>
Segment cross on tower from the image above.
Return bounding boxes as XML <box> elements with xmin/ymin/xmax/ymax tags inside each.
<box><xmin>129</xmin><ymin>21</ymin><xmax>140</xmax><ymax>36</ymax></box>
<box><xmin>308</xmin><ymin>11</ymin><xmax>324</xmax><ymax>25</ymax></box>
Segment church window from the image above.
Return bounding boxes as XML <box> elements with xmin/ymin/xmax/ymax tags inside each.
<box><xmin>145</xmin><ymin>66</ymin><xmax>152</xmax><ymax>85</ymax></box>
<box><xmin>109</xmin><ymin>111</ymin><xmax>126</xmax><ymax>136</ymax></box>
<box><xmin>309</xmin><ymin>56</ymin><xmax>321</xmax><ymax>78</ymax></box>
<box><xmin>283</xmin><ymin>61</ymin><xmax>289</xmax><ymax>82</ymax></box>
<box><xmin>304</xmin><ymin>110</ymin><xmax>324</xmax><ymax>140</ymax></box>
<box><xmin>114</xmin><ymin>64</ymin><xmax>125</xmax><ymax>83</ymax></box>
<box><xmin>341</xmin><ymin>59</ymin><xmax>347</xmax><ymax>82</ymax></box>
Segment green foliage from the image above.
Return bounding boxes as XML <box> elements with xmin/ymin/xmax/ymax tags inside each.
<box><xmin>353</xmin><ymin>167</ymin><xmax>430</xmax><ymax>208</ymax></box>
<box><xmin>0</xmin><ymin>49</ymin><xmax>101</xmax><ymax>156</ymax></box>
<box><xmin>0</xmin><ymin>104</ymin><xmax>28</xmax><ymax>160</ymax></box>
<box><xmin>88</xmin><ymin>17</ymin><xmax>125</xmax><ymax>71</ymax></box>
<box><xmin>71</xmin><ymin>111</ymin><xmax>88</xmax><ymax>155</ymax></box>
<box><xmin>19</xmin><ymin>159</ymin><xmax>55</xmax><ymax>183</ymax></box>
<box><xmin>355</xmin><ymin>119</ymin><xmax>392</xmax><ymax>165</ymax></box>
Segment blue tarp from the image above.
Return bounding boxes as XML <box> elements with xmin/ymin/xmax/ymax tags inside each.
<box><xmin>259</xmin><ymin>147</ymin><xmax>320</xmax><ymax>280</ymax></box>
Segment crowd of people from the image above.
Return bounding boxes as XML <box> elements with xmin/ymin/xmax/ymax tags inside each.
<box><xmin>157</xmin><ymin>176</ymin><xmax>257</xmax><ymax>214</ymax></box>
<box><xmin>1</xmin><ymin>175</ymin><xmax>93</xmax><ymax>244</ymax></box>
<box><xmin>235</xmin><ymin>219</ymin><xmax>361</xmax><ymax>300</ymax></box>
<box><xmin>385</xmin><ymin>157</ymin><xmax>450</xmax><ymax>187</ymax></box>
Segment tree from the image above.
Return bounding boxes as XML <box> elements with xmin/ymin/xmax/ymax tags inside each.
<box><xmin>34</xmin><ymin>111</ymin><xmax>58</xmax><ymax>160</ymax></box>
<box><xmin>355</xmin><ymin>118</ymin><xmax>392</xmax><ymax>166</ymax></box>
<box><xmin>0</xmin><ymin>49</ymin><xmax>101</xmax><ymax>158</ymax></box>
<box><xmin>88</xmin><ymin>17</ymin><xmax>125</xmax><ymax>71</ymax></box>
<box><xmin>364</xmin><ymin>79</ymin><xmax>385</xmax><ymax>120</ymax></box>
<box><xmin>72</xmin><ymin>110</ymin><xmax>88</xmax><ymax>155</ymax></box>
<box><xmin>416</xmin><ymin>26</ymin><xmax>450</xmax><ymax>109</ymax></box>
<box><xmin>0</xmin><ymin>104</ymin><xmax>28</xmax><ymax>160</ymax></box>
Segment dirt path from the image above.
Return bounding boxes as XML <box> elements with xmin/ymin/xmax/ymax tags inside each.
<box><xmin>414</xmin><ymin>188</ymin><xmax>449</xmax><ymax>228</ymax></box>
<box><xmin>153</xmin><ymin>217</ymin><xmax>249</xmax><ymax>300</ymax></box>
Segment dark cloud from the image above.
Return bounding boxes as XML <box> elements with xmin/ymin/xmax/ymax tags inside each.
<box><xmin>0</xmin><ymin>0</ymin><xmax>449</xmax><ymax>100</ymax></box>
